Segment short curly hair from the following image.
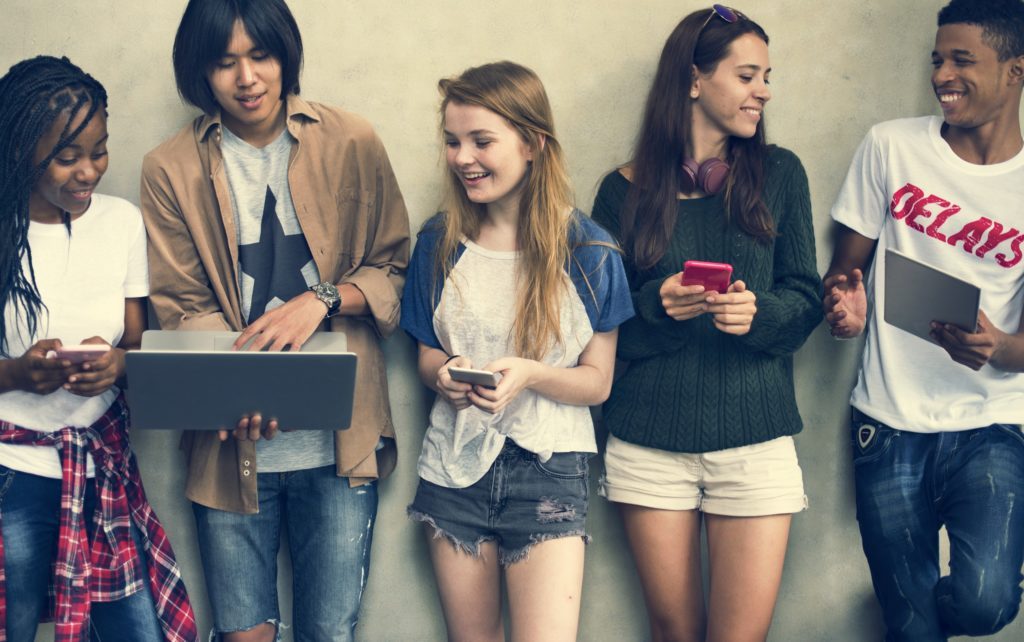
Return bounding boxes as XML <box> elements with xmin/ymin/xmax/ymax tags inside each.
<box><xmin>939</xmin><ymin>0</ymin><xmax>1024</xmax><ymax>60</ymax></box>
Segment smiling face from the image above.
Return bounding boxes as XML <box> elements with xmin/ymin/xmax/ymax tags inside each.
<box><xmin>28</xmin><ymin>104</ymin><xmax>108</xmax><ymax>223</ymax></box>
<box><xmin>207</xmin><ymin>19</ymin><xmax>285</xmax><ymax>145</ymax></box>
<box><xmin>443</xmin><ymin>101</ymin><xmax>534</xmax><ymax>216</ymax></box>
<box><xmin>690</xmin><ymin>32</ymin><xmax>772</xmax><ymax>143</ymax></box>
<box><xmin>932</xmin><ymin>23</ymin><xmax>1021</xmax><ymax>131</ymax></box>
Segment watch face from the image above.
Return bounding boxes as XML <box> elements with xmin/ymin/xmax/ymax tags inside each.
<box><xmin>317</xmin><ymin>283</ymin><xmax>338</xmax><ymax>299</ymax></box>
<box><xmin>313</xmin><ymin>282</ymin><xmax>340</xmax><ymax>314</ymax></box>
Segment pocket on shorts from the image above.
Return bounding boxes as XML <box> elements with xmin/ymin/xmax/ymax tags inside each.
<box><xmin>533</xmin><ymin>452</ymin><xmax>588</xmax><ymax>480</ymax></box>
<box><xmin>851</xmin><ymin>419</ymin><xmax>899</xmax><ymax>466</ymax></box>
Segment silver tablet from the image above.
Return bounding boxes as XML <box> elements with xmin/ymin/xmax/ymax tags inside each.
<box><xmin>884</xmin><ymin>248</ymin><xmax>980</xmax><ymax>344</ymax></box>
<box><xmin>126</xmin><ymin>331</ymin><xmax>356</xmax><ymax>430</ymax></box>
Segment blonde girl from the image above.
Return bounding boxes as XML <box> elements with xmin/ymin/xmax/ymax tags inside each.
<box><xmin>400</xmin><ymin>61</ymin><xmax>633</xmax><ymax>642</ymax></box>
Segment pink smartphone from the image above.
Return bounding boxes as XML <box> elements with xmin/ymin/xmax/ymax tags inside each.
<box><xmin>681</xmin><ymin>260</ymin><xmax>733</xmax><ymax>294</ymax></box>
<box><xmin>53</xmin><ymin>344</ymin><xmax>111</xmax><ymax>364</ymax></box>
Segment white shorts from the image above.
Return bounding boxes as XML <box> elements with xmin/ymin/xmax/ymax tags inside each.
<box><xmin>599</xmin><ymin>434</ymin><xmax>807</xmax><ymax>516</ymax></box>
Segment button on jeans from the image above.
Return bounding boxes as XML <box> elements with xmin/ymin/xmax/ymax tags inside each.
<box><xmin>851</xmin><ymin>409</ymin><xmax>1024</xmax><ymax>641</ymax></box>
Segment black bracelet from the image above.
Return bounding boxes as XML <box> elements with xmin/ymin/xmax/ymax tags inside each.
<box><xmin>443</xmin><ymin>354</ymin><xmax>461</xmax><ymax>365</ymax></box>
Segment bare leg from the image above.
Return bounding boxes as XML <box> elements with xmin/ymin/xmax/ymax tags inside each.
<box><xmin>618</xmin><ymin>504</ymin><xmax>705</xmax><ymax>642</ymax></box>
<box><xmin>222</xmin><ymin>623</ymin><xmax>277</xmax><ymax>642</ymax></box>
<box><xmin>424</xmin><ymin>525</ymin><xmax>504</xmax><ymax>642</ymax></box>
<box><xmin>505</xmin><ymin>536</ymin><xmax>585</xmax><ymax>642</ymax></box>
<box><xmin>704</xmin><ymin>514</ymin><xmax>791</xmax><ymax>642</ymax></box>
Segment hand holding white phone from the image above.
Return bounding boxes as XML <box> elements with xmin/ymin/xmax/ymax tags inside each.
<box><xmin>447</xmin><ymin>366</ymin><xmax>502</xmax><ymax>389</ymax></box>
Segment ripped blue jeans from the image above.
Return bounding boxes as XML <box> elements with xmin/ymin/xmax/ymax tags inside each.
<box><xmin>852</xmin><ymin>409</ymin><xmax>1024</xmax><ymax>641</ymax></box>
<box><xmin>192</xmin><ymin>465</ymin><xmax>377</xmax><ymax>642</ymax></box>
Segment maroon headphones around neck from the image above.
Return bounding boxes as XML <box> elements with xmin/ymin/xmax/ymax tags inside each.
<box><xmin>681</xmin><ymin>157</ymin><xmax>729</xmax><ymax>195</ymax></box>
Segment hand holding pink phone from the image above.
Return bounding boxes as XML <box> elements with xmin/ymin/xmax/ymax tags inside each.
<box><xmin>681</xmin><ymin>260</ymin><xmax>733</xmax><ymax>294</ymax></box>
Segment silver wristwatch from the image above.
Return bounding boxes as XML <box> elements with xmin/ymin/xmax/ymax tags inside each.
<box><xmin>310</xmin><ymin>282</ymin><xmax>341</xmax><ymax>317</ymax></box>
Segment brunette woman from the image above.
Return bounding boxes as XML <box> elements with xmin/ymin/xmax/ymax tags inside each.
<box><xmin>592</xmin><ymin>7</ymin><xmax>821</xmax><ymax>641</ymax></box>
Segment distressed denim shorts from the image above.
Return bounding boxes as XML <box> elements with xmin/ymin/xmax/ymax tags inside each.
<box><xmin>408</xmin><ymin>439</ymin><xmax>590</xmax><ymax>565</ymax></box>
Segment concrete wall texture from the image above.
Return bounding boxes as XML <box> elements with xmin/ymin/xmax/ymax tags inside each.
<box><xmin>2</xmin><ymin>1</ymin><xmax>1021</xmax><ymax>640</ymax></box>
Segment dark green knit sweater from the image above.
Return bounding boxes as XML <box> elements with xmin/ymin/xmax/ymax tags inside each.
<box><xmin>591</xmin><ymin>147</ymin><xmax>822</xmax><ymax>453</ymax></box>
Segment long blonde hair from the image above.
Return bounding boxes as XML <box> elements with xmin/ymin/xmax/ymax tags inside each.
<box><xmin>435</xmin><ymin>61</ymin><xmax>576</xmax><ymax>360</ymax></box>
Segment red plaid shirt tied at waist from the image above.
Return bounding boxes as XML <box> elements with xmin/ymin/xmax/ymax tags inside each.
<box><xmin>0</xmin><ymin>395</ymin><xmax>197</xmax><ymax>642</ymax></box>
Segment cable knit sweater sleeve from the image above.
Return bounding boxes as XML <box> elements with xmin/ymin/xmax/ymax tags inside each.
<box><xmin>736</xmin><ymin>149</ymin><xmax>822</xmax><ymax>355</ymax></box>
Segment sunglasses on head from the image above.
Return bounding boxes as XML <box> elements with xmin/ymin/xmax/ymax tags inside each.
<box><xmin>699</xmin><ymin>4</ymin><xmax>743</xmax><ymax>33</ymax></box>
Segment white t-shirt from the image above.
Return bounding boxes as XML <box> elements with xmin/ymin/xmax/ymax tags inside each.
<box><xmin>401</xmin><ymin>213</ymin><xmax>634</xmax><ymax>488</ymax></box>
<box><xmin>0</xmin><ymin>194</ymin><xmax>149</xmax><ymax>477</ymax></box>
<box><xmin>831</xmin><ymin>116</ymin><xmax>1024</xmax><ymax>431</ymax></box>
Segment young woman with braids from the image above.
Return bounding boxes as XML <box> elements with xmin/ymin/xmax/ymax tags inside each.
<box><xmin>0</xmin><ymin>56</ymin><xmax>197</xmax><ymax>642</ymax></box>
<box><xmin>401</xmin><ymin>61</ymin><xmax>633</xmax><ymax>641</ymax></box>
<box><xmin>591</xmin><ymin>6</ymin><xmax>821</xmax><ymax>641</ymax></box>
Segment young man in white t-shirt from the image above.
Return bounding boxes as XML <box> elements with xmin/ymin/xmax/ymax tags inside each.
<box><xmin>825</xmin><ymin>0</ymin><xmax>1024</xmax><ymax>639</ymax></box>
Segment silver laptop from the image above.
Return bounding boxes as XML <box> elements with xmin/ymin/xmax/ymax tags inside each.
<box><xmin>126</xmin><ymin>331</ymin><xmax>356</xmax><ymax>430</ymax></box>
<box><xmin>884</xmin><ymin>248</ymin><xmax>980</xmax><ymax>344</ymax></box>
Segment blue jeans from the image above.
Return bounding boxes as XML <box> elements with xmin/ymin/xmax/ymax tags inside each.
<box><xmin>192</xmin><ymin>465</ymin><xmax>377</xmax><ymax>642</ymax></box>
<box><xmin>0</xmin><ymin>464</ymin><xmax>163</xmax><ymax>642</ymax></box>
<box><xmin>852</xmin><ymin>410</ymin><xmax>1024</xmax><ymax>641</ymax></box>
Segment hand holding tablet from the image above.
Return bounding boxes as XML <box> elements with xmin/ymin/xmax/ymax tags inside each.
<box><xmin>884</xmin><ymin>249</ymin><xmax>980</xmax><ymax>344</ymax></box>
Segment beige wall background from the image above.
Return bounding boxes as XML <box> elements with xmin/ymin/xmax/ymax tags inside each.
<box><xmin>3</xmin><ymin>0</ymin><xmax>1021</xmax><ymax>640</ymax></box>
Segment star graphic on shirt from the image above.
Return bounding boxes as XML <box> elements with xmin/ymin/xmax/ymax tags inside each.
<box><xmin>238</xmin><ymin>186</ymin><xmax>314</xmax><ymax>323</ymax></box>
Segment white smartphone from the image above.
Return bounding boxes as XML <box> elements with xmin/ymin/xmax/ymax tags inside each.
<box><xmin>49</xmin><ymin>344</ymin><xmax>111</xmax><ymax>364</ymax></box>
<box><xmin>448</xmin><ymin>366</ymin><xmax>502</xmax><ymax>389</ymax></box>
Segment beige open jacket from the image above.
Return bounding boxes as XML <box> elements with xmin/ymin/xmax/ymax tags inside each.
<box><xmin>139</xmin><ymin>95</ymin><xmax>410</xmax><ymax>513</ymax></box>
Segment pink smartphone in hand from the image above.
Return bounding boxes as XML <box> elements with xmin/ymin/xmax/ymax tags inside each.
<box><xmin>681</xmin><ymin>260</ymin><xmax>733</xmax><ymax>294</ymax></box>
<box><xmin>53</xmin><ymin>344</ymin><xmax>111</xmax><ymax>364</ymax></box>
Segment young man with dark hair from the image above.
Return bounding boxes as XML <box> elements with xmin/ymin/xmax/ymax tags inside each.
<box><xmin>825</xmin><ymin>0</ymin><xmax>1024</xmax><ymax>639</ymax></box>
<box><xmin>140</xmin><ymin>1</ymin><xmax>410</xmax><ymax>640</ymax></box>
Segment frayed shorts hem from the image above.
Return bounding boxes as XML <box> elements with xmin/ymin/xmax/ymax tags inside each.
<box><xmin>409</xmin><ymin>507</ymin><xmax>590</xmax><ymax>566</ymax></box>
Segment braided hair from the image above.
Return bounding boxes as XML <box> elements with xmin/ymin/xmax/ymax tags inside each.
<box><xmin>0</xmin><ymin>55</ymin><xmax>107</xmax><ymax>355</ymax></box>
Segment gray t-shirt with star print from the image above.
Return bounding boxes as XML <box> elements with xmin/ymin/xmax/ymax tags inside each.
<box><xmin>221</xmin><ymin>125</ymin><xmax>334</xmax><ymax>473</ymax></box>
